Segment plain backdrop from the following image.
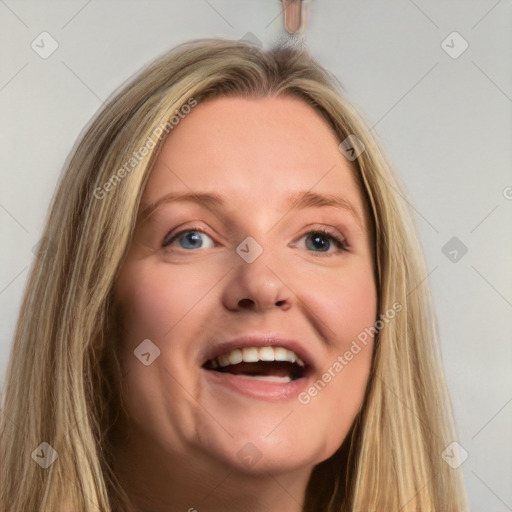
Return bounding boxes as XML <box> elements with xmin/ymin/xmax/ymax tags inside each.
<box><xmin>1</xmin><ymin>1</ymin><xmax>511</xmax><ymax>510</ymax></box>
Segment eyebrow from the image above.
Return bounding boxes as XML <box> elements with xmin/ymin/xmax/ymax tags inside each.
<box><xmin>138</xmin><ymin>190</ymin><xmax>362</xmax><ymax>227</ymax></box>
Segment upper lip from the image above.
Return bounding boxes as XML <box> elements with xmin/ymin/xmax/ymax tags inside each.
<box><xmin>201</xmin><ymin>333</ymin><xmax>317</xmax><ymax>371</ymax></box>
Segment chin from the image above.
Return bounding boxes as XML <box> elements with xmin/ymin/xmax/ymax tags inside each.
<box><xmin>196</xmin><ymin>426</ymin><xmax>339</xmax><ymax>477</ymax></box>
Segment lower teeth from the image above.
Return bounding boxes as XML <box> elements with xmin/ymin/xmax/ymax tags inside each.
<box><xmin>240</xmin><ymin>374</ymin><xmax>292</xmax><ymax>383</ymax></box>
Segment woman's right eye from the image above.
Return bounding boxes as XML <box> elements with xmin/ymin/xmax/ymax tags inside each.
<box><xmin>163</xmin><ymin>229</ymin><xmax>215</xmax><ymax>250</ymax></box>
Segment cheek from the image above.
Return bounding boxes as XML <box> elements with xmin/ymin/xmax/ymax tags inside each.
<box><xmin>324</xmin><ymin>264</ymin><xmax>377</xmax><ymax>391</ymax></box>
<box><xmin>116</xmin><ymin>262</ymin><xmax>218</xmax><ymax>349</ymax></box>
<box><xmin>297</xmin><ymin>262</ymin><xmax>376</xmax><ymax>453</ymax></box>
<box><xmin>319</xmin><ymin>263</ymin><xmax>377</xmax><ymax>341</ymax></box>
<box><xmin>113</xmin><ymin>263</ymin><xmax>219</xmax><ymax>443</ymax></box>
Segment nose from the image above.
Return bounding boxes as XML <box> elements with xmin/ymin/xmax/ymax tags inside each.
<box><xmin>221</xmin><ymin>244</ymin><xmax>294</xmax><ymax>312</ymax></box>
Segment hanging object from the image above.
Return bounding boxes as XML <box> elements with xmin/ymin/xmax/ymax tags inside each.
<box><xmin>281</xmin><ymin>0</ymin><xmax>304</xmax><ymax>34</ymax></box>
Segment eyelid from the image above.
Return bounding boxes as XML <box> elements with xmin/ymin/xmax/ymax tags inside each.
<box><xmin>297</xmin><ymin>224</ymin><xmax>347</xmax><ymax>242</ymax></box>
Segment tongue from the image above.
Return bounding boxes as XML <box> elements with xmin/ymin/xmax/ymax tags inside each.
<box><xmin>217</xmin><ymin>361</ymin><xmax>293</xmax><ymax>379</ymax></box>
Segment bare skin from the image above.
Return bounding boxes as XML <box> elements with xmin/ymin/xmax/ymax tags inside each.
<box><xmin>112</xmin><ymin>96</ymin><xmax>377</xmax><ymax>512</ymax></box>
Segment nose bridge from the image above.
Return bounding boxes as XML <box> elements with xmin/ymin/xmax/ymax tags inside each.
<box><xmin>235</xmin><ymin>231</ymin><xmax>284</xmax><ymax>281</ymax></box>
<box><xmin>224</xmin><ymin>229</ymin><xmax>293</xmax><ymax>311</ymax></box>
<box><xmin>231</xmin><ymin>202</ymin><xmax>283</xmax><ymax>263</ymax></box>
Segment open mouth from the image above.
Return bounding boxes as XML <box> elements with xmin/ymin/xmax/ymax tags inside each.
<box><xmin>202</xmin><ymin>346</ymin><xmax>309</xmax><ymax>383</ymax></box>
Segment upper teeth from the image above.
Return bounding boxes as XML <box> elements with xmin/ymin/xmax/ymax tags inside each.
<box><xmin>210</xmin><ymin>346</ymin><xmax>305</xmax><ymax>369</ymax></box>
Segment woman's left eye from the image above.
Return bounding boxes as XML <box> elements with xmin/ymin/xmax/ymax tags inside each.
<box><xmin>299</xmin><ymin>229</ymin><xmax>348</xmax><ymax>255</ymax></box>
<box><xmin>163</xmin><ymin>229</ymin><xmax>215</xmax><ymax>250</ymax></box>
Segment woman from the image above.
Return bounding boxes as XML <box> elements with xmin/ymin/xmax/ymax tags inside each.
<box><xmin>0</xmin><ymin>39</ymin><xmax>468</xmax><ymax>511</ymax></box>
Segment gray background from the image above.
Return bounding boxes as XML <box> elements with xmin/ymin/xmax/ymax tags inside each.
<box><xmin>1</xmin><ymin>1</ymin><xmax>511</xmax><ymax>510</ymax></box>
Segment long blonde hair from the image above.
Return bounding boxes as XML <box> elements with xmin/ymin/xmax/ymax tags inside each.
<box><xmin>0</xmin><ymin>39</ymin><xmax>468</xmax><ymax>511</ymax></box>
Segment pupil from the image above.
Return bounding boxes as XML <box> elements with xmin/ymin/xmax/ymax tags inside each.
<box><xmin>308</xmin><ymin>233</ymin><xmax>329</xmax><ymax>252</ymax></box>
<box><xmin>182</xmin><ymin>231</ymin><xmax>202</xmax><ymax>249</ymax></box>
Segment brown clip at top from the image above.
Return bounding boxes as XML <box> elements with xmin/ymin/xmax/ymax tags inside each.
<box><xmin>282</xmin><ymin>0</ymin><xmax>303</xmax><ymax>35</ymax></box>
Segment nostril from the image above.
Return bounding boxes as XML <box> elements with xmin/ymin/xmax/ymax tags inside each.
<box><xmin>238</xmin><ymin>298</ymin><xmax>255</xmax><ymax>308</ymax></box>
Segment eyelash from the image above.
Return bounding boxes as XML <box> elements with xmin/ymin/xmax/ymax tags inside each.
<box><xmin>163</xmin><ymin>225</ymin><xmax>349</xmax><ymax>256</ymax></box>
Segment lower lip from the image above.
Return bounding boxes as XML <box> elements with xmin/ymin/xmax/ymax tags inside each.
<box><xmin>201</xmin><ymin>368</ymin><xmax>313</xmax><ymax>401</ymax></box>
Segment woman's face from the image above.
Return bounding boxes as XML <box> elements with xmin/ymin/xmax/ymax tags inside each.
<box><xmin>114</xmin><ymin>96</ymin><xmax>377</xmax><ymax>476</ymax></box>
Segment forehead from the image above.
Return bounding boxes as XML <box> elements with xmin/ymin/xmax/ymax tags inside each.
<box><xmin>142</xmin><ymin>96</ymin><xmax>366</xmax><ymax>223</ymax></box>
